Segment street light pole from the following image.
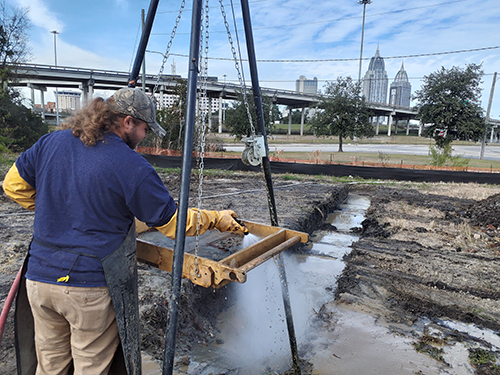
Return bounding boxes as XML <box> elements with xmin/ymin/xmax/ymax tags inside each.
<box><xmin>141</xmin><ymin>9</ymin><xmax>146</xmax><ymax>92</ymax></box>
<box><xmin>223</xmin><ymin>74</ymin><xmax>226</xmax><ymax>123</ymax></box>
<box><xmin>51</xmin><ymin>30</ymin><xmax>60</xmax><ymax>126</ymax></box>
<box><xmin>358</xmin><ymin>0</ymin><xmax>372</xmax><ymax>84</ymax></box>
<box><xmin>480</xmin><ymin>72</ymin><xmax>498</xmax><ymax>160</ymax></box>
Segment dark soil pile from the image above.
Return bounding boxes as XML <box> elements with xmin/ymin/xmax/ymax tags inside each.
<box><xmin>466</xmin><ymin>192</ymin><xmax>500</xmax><ymax>228</ymax></box>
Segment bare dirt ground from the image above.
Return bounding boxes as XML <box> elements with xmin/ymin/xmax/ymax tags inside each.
<box><xmin>1</xmin><ymin>168</ymin><xmax>499</xmax><ymax>374</ymax></box>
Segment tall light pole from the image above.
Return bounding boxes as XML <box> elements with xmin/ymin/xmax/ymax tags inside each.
<box><xmin>51</xmin><ymin>30</ymin><xmax>60</xmax><ymax>126</ymax></box>
<box><xmin>358</xmin><ymin>0</ymin><xmax>372</xmax><ymax>83</ymax></box>
<box><xmin>223</xmin><ymin>74</ymin><xmax>227</xmax><ymax>124</ymax></box>
<box><xmin>141</xmin><ymin>9</ymin><xmax>146</xmax><ymax>92</ymax></box>
<box><xmin>480</xmin><ymin>72</ymin><xmax>498</xmax><ymax>159</ymax></box>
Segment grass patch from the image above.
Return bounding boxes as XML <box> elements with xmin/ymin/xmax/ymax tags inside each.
<box><xmin>412</xmin><ymin>335</ymin><xmax>446</xmax><ymax>362</ymax></box>
<box><xmin>469</xmin><ymin>348</ymin><xmax>500</xmax><ymax>375</ymax></box>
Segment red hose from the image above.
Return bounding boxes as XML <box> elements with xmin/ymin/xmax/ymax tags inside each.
<box><xmin>0</xmin><ymin>266</ymin><xmax>23</xmax><ymax>347</ymax></box>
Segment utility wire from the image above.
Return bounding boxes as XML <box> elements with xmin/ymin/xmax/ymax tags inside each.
<box><xmin>161</xmin><ymin>45</ymin><xmax>499</xmax><ymax>63</ymax></box>
<box><xmin>225</xmin><ymin>72</ymin><xmax>499</xmax><ymax>83</ymax></box>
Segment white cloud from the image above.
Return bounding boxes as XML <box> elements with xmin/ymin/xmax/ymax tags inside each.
<box><xmin>13</xmin><ymin>0</ymin><xmax>64</xmax><ymax>32</ymax></box>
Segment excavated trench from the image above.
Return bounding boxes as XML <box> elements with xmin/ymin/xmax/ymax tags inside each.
<box><xmin>135</xmin><ymin>174</ymin><xmax>350</xmax><ymax>373</ymax></box>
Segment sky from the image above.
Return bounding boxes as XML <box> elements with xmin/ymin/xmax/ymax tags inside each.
<box><xmin>6</xmin><ymin>0</ymin><xmax>500</xmax><ymax>118</ymax></box>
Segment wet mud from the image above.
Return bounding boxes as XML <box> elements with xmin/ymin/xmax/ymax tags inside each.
<box><xmin>1</xmin><ymin>169</ymin><xmax>499</xmax><ymax>374</ymax></box>
<box><xmin>336</xmin><ymin>185</ymin><xmax>500</xmax><ymax>374</ymax></box>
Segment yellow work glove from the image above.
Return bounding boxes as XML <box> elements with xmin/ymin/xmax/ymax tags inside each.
<box><xmin>155</xmin><ymin>208</ymin><xmax>248</xmax><ymax>239</ymax></box>
<box><xmin>215</xmin><ymin>210</ymin><xmax>249</xmax><ymax>234</ymax></box>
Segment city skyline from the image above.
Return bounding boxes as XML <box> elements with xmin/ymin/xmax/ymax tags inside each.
<box><xmin>361</xmin><ymin>47</ymin><xmax>412</xmax><ymax>108</ymax></box>
<box><xmin>6</xmin><ymin>0</ymin><xmax>500</xmax><ymax>118</ymax></box>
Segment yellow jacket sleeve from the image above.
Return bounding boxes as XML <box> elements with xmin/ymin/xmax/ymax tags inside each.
<box><xmin>2</xmin><ymin>163</ymin><xmax>36</xmax><ymax>211</ymax></box>
<box><xmin>154</xmin><ymin>208</ymin><xmax>247</xmax><ymax>239</ymax></box>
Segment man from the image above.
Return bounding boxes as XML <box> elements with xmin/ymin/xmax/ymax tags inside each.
<box><xmin>2</xmin><ymin>87</ymin><xmax>247</xmax><ymax>375</ymax></box>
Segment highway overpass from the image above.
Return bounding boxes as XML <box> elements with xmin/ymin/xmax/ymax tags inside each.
<box><xmin>11</xmin><ymin>63</ymin><xmax>423</xmax><ymax>135</ymax></box>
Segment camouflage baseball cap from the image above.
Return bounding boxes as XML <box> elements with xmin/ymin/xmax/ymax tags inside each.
<box><xmin>110</xmin><ymin>87</ymin><xmax>166</xmax><ymax>138</ymax></box>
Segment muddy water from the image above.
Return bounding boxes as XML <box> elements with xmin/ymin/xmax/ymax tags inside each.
<box><xmin>176</xmin><ymin>195</ymin><xmax>372</xmax><ymax>374</ymax></box>
<box><xmin>142</xmin><ymin>195</ymin><xmax>500</xmax><ymax>374</ymax></box>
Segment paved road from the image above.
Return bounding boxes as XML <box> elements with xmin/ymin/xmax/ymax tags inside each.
<box><xmin>225</xmin><ymin>143</ymin><xmax>500</xmax><ymax>161</ymax></box>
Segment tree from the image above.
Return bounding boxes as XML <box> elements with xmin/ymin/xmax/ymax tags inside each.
<box><xmin>0</xmin><ymin>2</ymin><xmax>32</xmax><ymax>90</ymax></box>
<box><xmin>285</xmin><ymin>109</ymin><xmax>308</xmax><ymax>125</ymax></box>
<box><xmin>0</xmin><ymin>91</ymin><xmax>48</xmax><ymax>151</ymax></box>
<box><xmin>310</xmin><ymin>77</ymin><xmax>373</xmax><ymax>152</ymax></box>
<box><xmin>0</xmin><ymin>3</ymin><xmax>46</xmax><ymax>152</ymax></box>
<box><xmin>413</xmin><ymin>64</ymin><xmax>485</xmax><ymax>148</ymax></box>
<box><xmin>141</xmin><ymin>81</ymin><xmax>213</xmax><ymax>152</ymax></box>
<box><xmin>155</xmin><ymin>81</ymin><xmax>187</xmax><ymax>151</ymax></box>
<box><xmin>224</xmin><ymin>93</ymin><xmax>278</xmax><ymax>139</ymax></box>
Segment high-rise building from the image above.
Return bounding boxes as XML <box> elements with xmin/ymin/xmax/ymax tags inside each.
<box><xmin>362</xmin><ymin>46</ymin><xmax>388</xmax><ymax>104</ymax></box>
<box><xmin>296</xmin><ymin>76</ymin><xmax>318</xmax><ymax>94</ymax></box>
<box><xmin>56</xmin><ymin>90</ymin><xmax>81</xmax><ymax>112</ymax></box>
<box><xmin>153</xmin><ymin>93</ymin><xmax>220</xmax><ymax>114</ymax></box>
<box><xmin>389</xmin><ymin>62</ymin><xmax>411</xmax><ymax>107</ymax></box>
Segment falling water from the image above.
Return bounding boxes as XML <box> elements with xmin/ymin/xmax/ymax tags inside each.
<box><xmin>241</xmin><ymin>233</ymin><xmax>261</xmax><ymax>248</ymax></box>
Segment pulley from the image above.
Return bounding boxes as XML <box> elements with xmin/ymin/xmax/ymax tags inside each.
<box><xmin>241</xmin><ymin>135</ymin><xmax>266</xmax><ymax>166</ymax></box>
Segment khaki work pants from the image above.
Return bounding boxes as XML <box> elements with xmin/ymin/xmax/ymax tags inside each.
<box><xmin>26</xmin><ymin>279</ymin><xmax>120</xmax><ymax>375</ymax></box>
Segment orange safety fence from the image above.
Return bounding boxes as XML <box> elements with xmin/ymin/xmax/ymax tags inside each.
<box><xmin>137</xmin><ymin>147</ymin><xmax>500</xmax><ymax>174</ymax></box>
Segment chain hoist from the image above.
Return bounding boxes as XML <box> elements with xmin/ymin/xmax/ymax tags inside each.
<box><xmin>194</xmin><ymin>0</ymin><xmax>210</xmax><ymax>279</ymax></box>
<box><xmin>151</xmin><ymin>0</ymin><xmax>186</xmax><ymax>99</ymax></box>
<box><xmin>219</xmin><ymin>0</ymin><xmax>266</xmax><ymax>166</ymax></box>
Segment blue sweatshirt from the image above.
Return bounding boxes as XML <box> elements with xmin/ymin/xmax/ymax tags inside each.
<box><xmin>15</xmin><ymin>129</ymin><xmax>177</xmax><ymax>286</ymax></box>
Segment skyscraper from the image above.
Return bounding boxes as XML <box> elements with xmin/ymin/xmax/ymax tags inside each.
<box><xmin>296</xmin><ymin>76</ymin><xmax>318</xmax><ymax>94</ymax></box>
<box><xmin>389</xmin><ymin>62</ymin><xmax>412</xmax><ymax>107</ymax></box>
<box><xmin>362</xmin><ymin>46</ymin><xmax>388</xmax><ymax>104</ymax></box>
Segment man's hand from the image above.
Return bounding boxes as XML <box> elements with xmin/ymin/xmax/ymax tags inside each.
<box><xmin>216</xmin><ymin>210</ymin><xmax>249</xmax><ymax>235</ymax></box>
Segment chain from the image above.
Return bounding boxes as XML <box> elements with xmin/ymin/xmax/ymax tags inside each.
<box><xmin>152</xmin><ymin>0</ymin><xmax>186</xmax><ymax>98</ymax></box>
<box><xmin>194</xmin><ymin>0</ymin><xmax>210</xmax><ymax>279</ymax></box>
<box><xmin>219</xmin><ymin>0</ymin><xmax>255</xmax><ymax>136</ymax></box>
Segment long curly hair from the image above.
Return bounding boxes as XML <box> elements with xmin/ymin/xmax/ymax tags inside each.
<box><xmin>62</xmin><ymin>97</ymin><xmax>123</xmax><ymax>146</ymax></box>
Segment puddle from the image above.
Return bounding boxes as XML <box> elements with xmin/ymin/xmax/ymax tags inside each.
<box><xmin>142</xmin><ymin>353</ymin><xmax>161</xmax><ymax>374</ymax></box>
<box><xmin>439</xmin><ymin>320</ymin><xmax>500</xmax><ymax>349</ymax></box>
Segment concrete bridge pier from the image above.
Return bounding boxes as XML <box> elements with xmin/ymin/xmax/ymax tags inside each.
<box><xmin>218</xmin><ymin>92</ymin><xmax>223</xmax><ymax>133</ymax></box>
<box><xmin>300</xmin><ymin>107</ymin><xmax>305</xmax><ymax>136</ymax></box>
<box><xmin>28</xmin><ymin>83</ymin><xmax>47</xmax><ymax>120</ymax></box>
<box><xmin>288</xmin><ymin>106</ymin><xmax>292</xmax><ymax>135</ymax></box>
<box><xmin>80</xmin><ymin>79</ymin><xmax>95</xmax><ymax>107</ymax></box>
<box><xmin>387</xmin><ymin>111</ymin><xmax>395</xmax><ymax>136</ymax></box>
<box><xmin>159</xmin><ymin>88</ymin><xmax>165</xmax><ymax>109</ymax></box>
<box><xmin>208</xmin><ymin>97</ymin><xmax>213</xmax><ymax>132</ymax></box>
<box><xmin>375</xmin><ymin>116</ymin><xmax>380</xmax><ymax>135</ymax></box>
